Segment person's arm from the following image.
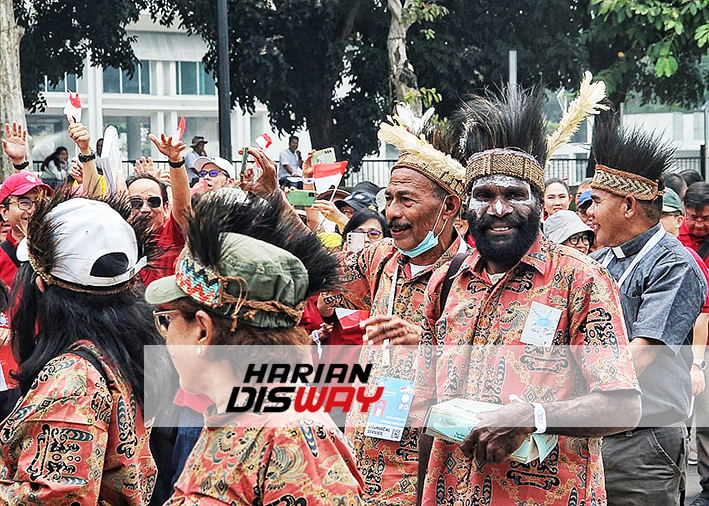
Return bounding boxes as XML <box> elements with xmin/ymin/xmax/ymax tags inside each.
<box><xmin>2</xmin><ymin>122</ymin><xmax>28</xmax><ymax>171</ymax></box>
<box><xmin>311</xmin><ymin>200</ymin><xmax>350</xmax><ymax>231</ymax></box>
<box><xmin>692</xmin><ymin>312</ymin><xmax>709</xmax><ymax>396</ymax></box>
<box><xmin>67</xmin><ymin>119</ymin><xmax>101</xmax><ymax>197</ymax></box>
<box><xmin>148</xmin><ymin>133</ymin><xmax>189</xmax><ymax>229</ymax></box>
<box><xmin>629</xmin><ymin>337</ymin><xmax>663</xmax><ymax>376</ymax></box>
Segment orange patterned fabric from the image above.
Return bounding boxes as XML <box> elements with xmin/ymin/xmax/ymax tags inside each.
<box><xmin>323</xmin><ymin>236</ymin><xmax>465</xmax><ymax>505</ymax></box>
<box><xmin>417</xmin><ymin>235</ymin><xmax>639</xmax><ymax>505</ymax></box>
<box><xmin>165</xmin><ymin>408</ymin><xmax>363</xmax><ymax>505</ymax></box>
<box><xmin>0</xmin><ymin>340</ymin><xmax>156</xmax><ymax>505</ymax></box>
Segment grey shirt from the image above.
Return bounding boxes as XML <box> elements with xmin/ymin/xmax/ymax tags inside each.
<box><xmin>592</xmin><ymin>223</ymin><xmax>707</xmax><ymax>426</ymax></box>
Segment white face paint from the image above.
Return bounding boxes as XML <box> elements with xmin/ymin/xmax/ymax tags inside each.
<box><xmin>467</xmin><ymin>175</ymin><xmax>536</xmax><ymax>217</ymax></box>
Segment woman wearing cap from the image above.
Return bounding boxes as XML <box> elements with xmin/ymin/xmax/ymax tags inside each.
<box><xmin>146</xmin><ymin>189</ymin><xmax>363</xmax><ymax>505</ymax></box>
<box><xmin>543</xmin><ymin>209</ymin><xmax>595</xmax><ymax>255</ymax></box>
<box><xmin>0</xmin><ymin>193</ymin><xmax>161</xmax><ymax>504</ymax></box>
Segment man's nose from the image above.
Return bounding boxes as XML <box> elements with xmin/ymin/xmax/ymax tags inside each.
<box><xmin>487</xmin><ymin>197</ymin><xmax>511</xmax><ymax>216</ymax></box>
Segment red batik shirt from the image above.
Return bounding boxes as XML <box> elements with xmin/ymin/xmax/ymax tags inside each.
<box><xmin>417</xmin><ymin>235</ymin><xmax>639</xmax><ymax>506</ymax></box>
<box><xmin>165</xmin><ymin>408</ymin><xmax>363</xmax><ymax>505</ymax></box>
<box><xmin>0</xmin><ymin>341</ymin><xmax>156</xmax><ymax>505</ymax></box>
<box><xmin>322</xmin><ymin>236</ymin><xmax>466</xmax><ymax>505</ymax></box>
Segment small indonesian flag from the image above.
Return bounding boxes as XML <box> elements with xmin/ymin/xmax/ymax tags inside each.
<box><xmin>256</xmin><ymin>133</ymin><xmax>272</xmax><ymax>150</ymax></box>
<box><xmin>63</xmin><ymin>92</ymin><xmax>82</xmax><ymax>122</ymax></box>
<box><xmin>313</xmin><ymin>161</ymin><xmax>347</xmax><ymax>195</ymax></box>
<box><xmin>172</xmin><ymin>115</ymin><xmax>186</xmax><ymax>142</ymax></box>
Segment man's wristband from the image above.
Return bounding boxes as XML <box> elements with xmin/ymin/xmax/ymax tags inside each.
<box><xmin>78</xmin><ymin>151</ymin><xmax>95</xmax><ymax>163</ymax></box>
<box><xmin>12</xmin><ymin>161</ymin><xmax>29</xmax><ymax>170</ymax></box>
<box><xmin>168</xmin><ymin>159</ymin><xmax>185</xmax><ymax>168</ymax></box>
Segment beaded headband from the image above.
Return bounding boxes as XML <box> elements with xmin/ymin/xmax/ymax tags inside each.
<box><xmin>466</xmin><ymin>148</ymin><xmax>545</xmax><ymax>192</ymax></box>
<box><xmin>591</xmin><ymin>164</ymin><xmax>664</xmax><ymax>201</ymax></box>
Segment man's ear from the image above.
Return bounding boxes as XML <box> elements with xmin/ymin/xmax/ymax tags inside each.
<box><xmin>444</xmin><ymin>195</ymin><xmax>461</xmax><ymax>219</ymax></box>
<box><xmin>0</xmin><ymin>206</ymin><xmax>8</xmax><ymax>222</ymax></box>
<box><xmin>194</xmin><ymin>309</ymin><xmax>217</xmax><ymax>346</ymax></box>
<box><xmin>35</xmin><ymin>276</ymin><xmax>45</xmax><ymax>293</ymax></box>
<box><xmin>623</xmin><ymin>196</ymin><xmax>638</xmax><ymax>218</ymax></box>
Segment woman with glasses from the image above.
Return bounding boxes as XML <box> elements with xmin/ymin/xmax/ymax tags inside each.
<box><xmin>543</xmin><ymin>209</ymin><xmax>595</xmax><ymax>255</ymax></box>
<box><xmin>340</xmin><ymin>207</ymin><xmax>390</xmax><ymax>251</ymax></box>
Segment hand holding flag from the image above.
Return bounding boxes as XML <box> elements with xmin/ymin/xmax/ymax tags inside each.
<box><xmin>172</xmin><ymin>115</ymin><xmax>186</xmax><ymax>143</ymax></box>
<box><xmin>63</xmin><ymin>92</ymin><xmax>82</xmax><ymax>123</ymax></box>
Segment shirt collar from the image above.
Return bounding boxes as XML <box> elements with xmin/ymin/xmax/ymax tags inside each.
<box><xmin>612</xmin><ymin>223</ymin><xmax>662</xmax><ymax>259</ymax></box>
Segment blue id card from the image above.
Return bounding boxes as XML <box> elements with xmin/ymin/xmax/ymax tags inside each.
<box><xmin>364</xmin><ymin>377</ymin><xmax>414</xmax><ymax>442</ymax></box>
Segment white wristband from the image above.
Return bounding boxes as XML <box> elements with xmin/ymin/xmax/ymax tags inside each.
<box><xmin>531</xmin><ymin>402</ymin><xmax>547</xmax><ymax>434</ymax></box>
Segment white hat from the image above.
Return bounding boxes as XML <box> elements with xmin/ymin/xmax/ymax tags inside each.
<box><xmin>543</xmin><ymin>210</ymin><xmax>594</xmax><ymax>245</ymax></box>
<box><xmin>17</xmin><ymin>199</ymin><xmax>147</xmax><ymax>287</ymax></box>
<box><xmin>194</xmin><ymin>156</ymin><xmax>235</xmax><ymax>180</ymax></box>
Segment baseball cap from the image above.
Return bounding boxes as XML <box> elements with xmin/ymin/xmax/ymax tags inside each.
<box><xmin>194</xmin><ymin>156</ymin><xmax>235</xmax><ymax>179</ymax></box>
<box><xmin>17</xmin><ymin>198</ymin><xmax>147</xmax><ymax>288</ymax></box>
<box><xmin>191</xmin><ymin>136</ymin><xmax>208</xmax><ymax>147</ymax></box>
<box><xmin>0</xmin><ymin>173</ymin><xmax>52</xmax><ymax>204</ymax></box>
<box><xmin>317</xmin><ymin>188</ymin><xmax>349</xmax><ymax>201</ymax></box>
<box><xmin>543</xmin><ymin>210</ymin><xmax>594</xmax><ymax>245</ymax></box>
<box><xmin>662</xmin><ymin>188</ymin><xmax>683</xmax><ymax>213</ymax></box>
<box><xmin>577</xmin><ymin>189</ymin><xmax>593</xmax><ymax>210</ymax></box>
<box><xmin>335</xmin><ymin>181</ymin><xmax>380</xmax><ymax>213</ymax></box>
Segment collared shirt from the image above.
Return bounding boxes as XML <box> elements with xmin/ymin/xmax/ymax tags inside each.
<box><xmin>592</xmin><ymin>223</ymin><xmax>706</xmax><ymax>426</ymax></box>
<box><xmin>323</xmin><ymin>235</ymin><xmax>467</xmax><ymax>505</ymax></box>
<box><xmin>679</xmin><ymin>220</ymin><xmax>703</xmax><ymax>252</ymax></box>
<box><xmin>278</xmin><ymin>148</ymin><xmax>301</xmax><ymax>179</ymax></box>
<box><xmin>140</xmin><ymin>212</ymin><xmax>186</xmax><ymax>288</ymax></box>
<box><xmin>418</xmin><ymin>234</ymin><xmax>638</xmax><ymax>506</ymax></box>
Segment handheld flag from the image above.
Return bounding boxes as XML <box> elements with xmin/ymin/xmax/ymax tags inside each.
<box><xmin>63</xmin><ymin>92</ymin><xmax>82</xmax><ymax>123</ymax></box>
<box><xmin>313</xmin><ymin>161</ymin><xmax>347</xmax><ymax>195</ymax></box>
<box><xmin>172</xmin><ymin>115</ymin><xmax>186</xmax><ymax>142</ymax></box>
<box><xmin>256</xmin><ymin>133</ymin><xmax>272</xmax><ymax>150</ymax></box>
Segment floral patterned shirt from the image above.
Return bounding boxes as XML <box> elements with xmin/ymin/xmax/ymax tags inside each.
<box><xmin>0</xmin><ymin>340</ymin><xmax>156</xmax><ymax>505</ymax></box>
<box><xmin>417</xmin><ymin>235</ymin><xmax>639</xmax><ymax>506</ymax></box>
<box><xmin>323</xmin><ymin>236</ymin><xmax>466</xmax><ymax>505</ymax></box>
<box><xmin>166</xmin><ymin>408</ymin><xmax>363</xmax><ymax>505</ymax></box>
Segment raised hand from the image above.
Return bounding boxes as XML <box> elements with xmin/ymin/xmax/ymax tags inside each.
<box><xmin>135</xmin><ymin>156</ymin><xmax>156</xmax><ymax>175</ymax></box>
<box><xmin>67</xmin><ymin>118</ymin><xmax>91</xmax><ymax>154</ymax></box>
<box><xmin>69</xmin><ymin>158</ymin><xmax>84</xmax><ymax>184</ymax></box>
<box><xmin>3</xmin><ymin>122</ymin><xmax>27</xmax><ymax>164</ymax></box>
<box><xmin>148</xmin><ymin>133</ymin><xmax>186</xmax><ymax>163</ymax></box>
<box><xmin>238</xmin><ymin>147</ymin><xmax>278</xmax><ymax>197</ymax></box>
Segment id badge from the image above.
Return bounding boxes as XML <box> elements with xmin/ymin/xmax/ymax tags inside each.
<box><xmin>364</xmin><ymin>377</ymin><xmax>414</xmax><ymax>442</ymax></box>
<box><xmin>520</xmin><ymin>302</ymin><xmax>562</xmax><ymax>346</ymax></box>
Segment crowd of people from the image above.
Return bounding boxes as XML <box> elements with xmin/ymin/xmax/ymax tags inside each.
<box><xmin>0</xmin><ymin>76</ymin><xmax>706</xmax><ymax>506</ymax></box>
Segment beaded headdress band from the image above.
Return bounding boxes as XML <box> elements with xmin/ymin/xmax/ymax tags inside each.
<box><xmin>174</xmin><ymin>250</ymin><xmax>305</xmax><ymax>331</ymax></box>
<box><xmin>466</xmin><ymin>148</ymin><xmax>545</xmax><ymax>192</ymax></box>
<box><xmin>591</xmin><ymin>164</ymin><xmax>664</xmax><ymax>201</ymax></box>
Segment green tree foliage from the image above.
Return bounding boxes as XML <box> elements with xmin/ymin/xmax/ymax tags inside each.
<box><xmin>16</xmin><ymin>0</ymin><xmax>148</xmax><ymax>112</ymax></box>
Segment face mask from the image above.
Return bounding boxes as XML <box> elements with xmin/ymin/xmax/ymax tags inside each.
<box><xmin>396</xmin><ymin>200</ymin><xmax>448</xmax><ymax>258</ymax></box>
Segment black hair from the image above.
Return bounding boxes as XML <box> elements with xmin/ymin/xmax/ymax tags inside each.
<box><xmin>455</xmin><ymin>86</ymin><xmax>548</xmax><ymax>167</ymax></box>
<box><xmin>662</xmin><ymin>172</ymin><xmax>688</xmax><ymax>200</ymax></box>
<box><xmin>289</xmin><ymin>135</ymin><xmax>299</xmax><ymax>143</ymax></box>
<box><xmin>544</xmin><ymin>178</ymin><xmax>570</xmax><ymax>195</ymax></box>
<box><xmin>592</xmin><ymin>120</ymin><xmax>674</xmax><ymax>224</ymax></box>
<box><xmin>126</xmin><ymin>172</ymin><xmax>169</xmax><ymax>205</ymax></box>
<box><xmin>10</xmin><ymin>191</ymin><xmax>164</xmax><ymax>405</ymax></box>
<box><xmin>41</xmin><ymin>146</ymin><xmax>68</xmax><ymax>170</ymax></box>
<box><xmin>680</xmin><ymin>169</ymin><xmax>704</xmax><ymax>189</ymax></box>
<box><xmin>342</xmin><ymin>208</ymin><xmax>391</xmax><ymax>238</ymax></box>
<box><xmin>684</xmin><ymin>182</ymin><xmax>709</xmax><ymax>210</ymax></box>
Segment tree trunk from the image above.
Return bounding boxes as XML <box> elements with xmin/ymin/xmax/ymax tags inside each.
<box><xmin>306</xmin><ymin>98</ymin><xmax>334</xmax><ymax>151</ymax></box>
<box><xmin>388</xmin><ymin>0</ymin><xmax>421</xmax><ymax>115</ymax></box>
<box><xmin>0</xmin><ymin>0</ymin><xmax>26</xmax><ymax>178</ymax></box>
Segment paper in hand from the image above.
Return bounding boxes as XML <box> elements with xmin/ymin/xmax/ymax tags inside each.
<box><xmin>63</xmin><ymin>92</ymin><xmax>82</xmax><ymax>123</ymax></box>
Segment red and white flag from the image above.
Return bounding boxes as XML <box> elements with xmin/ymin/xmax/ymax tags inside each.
<box><xmin>63</xmin><ymin>92</ymin><xmax>81</xmax><ymax>122</ymax></box>
<box><xmin>256</xmin><ymin>133</ymin><xmax>272</xmax><ymax>150</ymax></box>
<box><xmin>313</xmin><ymin>161</ymin><xmax>347</xmax><ymax>195</ymax></box>
<box><xmin>172</xmin><ymin>115</ymin><xmax>186</xmax><ymax>142</ymax></box>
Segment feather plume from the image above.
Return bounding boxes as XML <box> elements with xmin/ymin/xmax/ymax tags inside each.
<box><xmin>394</xmin><ymin>103</ymin><xmax>435</xmax><ymax>136</ymax></box>
<box><xmin>378</xmin><ymin>118</ymin><xmax>465</xmax><ymax>181</ymax></box>
<box><xmin>546</xmin><ymin>71</ymin><xmax>609</xmax><ymax>160</ymax></box>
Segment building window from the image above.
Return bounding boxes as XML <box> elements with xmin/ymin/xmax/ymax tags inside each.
<box><xmin>176</xmin><ymin>61</ymin><xmax>216</xmax><ymax>95</ymax></box>
<box><xmin>103</xmin><ymin>61</ymin><xmax>150</xmax><ymax>94</ymax></box>
<box><xmin>39</xmin><ymin>73</ymin><xmax>78</xmax><ymax>93</ymax></box>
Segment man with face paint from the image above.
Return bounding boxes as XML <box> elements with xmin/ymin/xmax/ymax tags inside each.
<box><xmin>415</xmin><ymin>87</ymin><xmax>641</xmax><ymax>505</ymax></box>
<box><xmin>320</xmin><ymin>106</ymin><xmax>467</xmax><ymax>505</ymax></box>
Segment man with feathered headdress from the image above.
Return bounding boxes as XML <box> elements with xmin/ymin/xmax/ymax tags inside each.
<box><xmin>415</xmin><ymin>81</ymin><xmax>641</xmax><ymax>505</ymax></box>
<box><xmin>320</xmin><ymin>104</ymin><xmax>467</xmax><ymax>505</ymax></box>
<box><xmin>586</xmin><ymin>118</ymin><xmax>707</xmax><ymax>506</ymax></box>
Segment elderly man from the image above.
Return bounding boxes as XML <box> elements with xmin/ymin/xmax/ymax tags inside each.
<box><xmin>417</xmin><ymin>88</ymin><xmax>641</xmax><ymax>505</ymax></box>
<box><xmin>586</xmin><ymin>122</ymin><xmax>707</xmax><ymax>506</ymax></box>
<box><xmin>321</xmin><ymin>108</ymin><xmax>467</xmax><ymax>505</ymax></box>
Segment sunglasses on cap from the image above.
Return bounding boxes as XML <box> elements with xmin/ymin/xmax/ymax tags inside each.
<box><xmin>199</xmin><ymin>169</ymin><xmax>229</xmax><ymax>178</ymax></box>
<box><xmin>129</xmin><ymin>196</ymin><xmax>162</xmax><ymax>210</ymax></box>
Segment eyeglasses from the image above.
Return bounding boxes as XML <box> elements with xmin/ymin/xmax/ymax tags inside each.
<box><xmin>199</xmin><ymin>169</ymin><xmax>229</xmax><ymax>178</ymax></box>
<box><xmin>567</xmin><ymin>234</ymin><xmax>591</xmax><ymax>246</ymax></box>
<box><xmin>153</xmin><ymin>309</ymin><xmax>181</xmax><ymax>339</ymax></box>
<box><xmin>10</xmin><ymin>197</ymin><xmax>42</xmax><ymax>212</ymax></box>
<box><xmin>353</xmin><ymin>228</ymin><xmax>383</xmax><ymax>239</ymax></box>
<box><xmin>687</xmin><ymin>214</ymin><xmax>709</xmax><ymax>224</ymax></box>
<box><xmin>129</xmin><ymin>196</ymin><xmax>162</xmax><ymax>210</ymax></box>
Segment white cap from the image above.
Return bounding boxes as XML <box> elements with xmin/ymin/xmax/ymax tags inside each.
<box><xmin>17</xmin><ymin>199</ymin><xmax>147</xmax><ymax>287</ymax></box>
<box><xmin>543</xmin><ymin>210</ymin><xmax>594</xmax><ymax>245</ymax></box>
<box><xmin>194</xmin><ymin>156</ymin><xmax>235</xmax><ymax>180</ymax></box>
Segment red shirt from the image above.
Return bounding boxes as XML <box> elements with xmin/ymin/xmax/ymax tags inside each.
<box><xmin>677</xmin><ymin>222</ymin><xmax>709</xmax><ymax>312</ymax></box>
<box><xmin>140</xmin><ymin>213</ymin><xmax>185</xmax><ymax>287</ymax></box>
<box><xmin>0</xmin><ymin>232</ymin><xmax>20</xmax><ymax>290</ymax></box>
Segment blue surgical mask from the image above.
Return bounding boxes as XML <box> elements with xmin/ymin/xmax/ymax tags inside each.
<box><xmin>396</xmin><ymin>201</ymin><xmax>448</xmax><ymax>258</ymax></box>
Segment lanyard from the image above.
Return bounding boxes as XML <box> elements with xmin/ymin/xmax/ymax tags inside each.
<box><xmin>602</xmin><ymin>226</ymin><xmax>666</xmax><ymax>289</ymax></box>
<box><xmin>382</xmin><ymin>266</ymin><xmax>399</xmax><ymax>368</ymax></box>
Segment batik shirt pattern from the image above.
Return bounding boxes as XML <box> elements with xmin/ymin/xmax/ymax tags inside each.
<box><xmin>323</xmin><ymin>237</ymin><xmax>465</xmax><ymax>506</ymax></box>
<box><xmin>417</xmin><ymin>236</ymin><xmax>639</xmax><ymax>506</ymax></box>
<box><xmin>0</xmin><ymin>340</ymin><xmax>156</xmax><ymax>505</ymax></box>
<box><xmin>165</xmin><ymin>408</ymin><xmax>363</xmax><ymax>505</ymax></box>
